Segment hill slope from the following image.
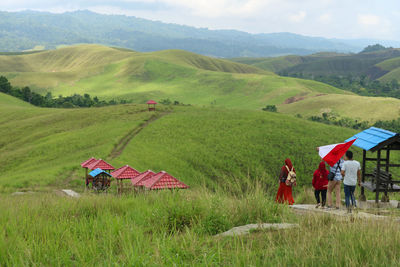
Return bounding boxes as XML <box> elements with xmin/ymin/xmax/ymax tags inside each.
<box><xmin>0</xmin><ymin>92</ymin><xmax>356</xmax><ymax>192</ymax></box>
<box><xmin>0</xmin><ymin>44</ymin><xmax>348</xmax><ymax>110</ymax></box>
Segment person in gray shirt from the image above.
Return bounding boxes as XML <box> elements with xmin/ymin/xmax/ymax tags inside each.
<box><xmin>327</xmin><ymin>157</ymin><xmax>344</xmax><ymax>209</ymax></box>
<box><xmin>341</xmin><ymin>150</ymin><xmax>361</xmax><ymax>213</ymax></box>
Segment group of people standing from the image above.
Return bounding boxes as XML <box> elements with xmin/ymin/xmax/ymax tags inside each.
<box><xmin>276</xmin><ymin>151</ymin><xmax>361</xmax><ymax>213</ymax></box>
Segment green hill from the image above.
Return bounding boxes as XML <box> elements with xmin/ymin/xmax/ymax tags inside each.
<box><xmin>0</xmin><ymin>92</ymin><xmax>356</xmax><ymax>192</ymax></box>
<box><xmin>0</xmin><ymin>44</ymin><xmax>348</xmax><ymax>110</ymax></box>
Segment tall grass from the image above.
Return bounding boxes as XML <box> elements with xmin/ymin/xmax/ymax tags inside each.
<box><xmin>0</xmin><ymin>180</ymin><xmax>293</xmax><ymax>266</ymax></box>
<box><xmin>1</xmin><ymin>184</ymin><xmax>399</xmax><ymax>266</ymax></box>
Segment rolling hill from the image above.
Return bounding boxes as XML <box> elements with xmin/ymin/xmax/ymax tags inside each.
<box><xmin>0</xmin><ymin>44</ymin><xmax>349</xmax><ymax>110</ymax></box>
<box><xmin>0</xmin><ymin>92</ymin><xmax>357</xmax><ymax>192</ymax></box>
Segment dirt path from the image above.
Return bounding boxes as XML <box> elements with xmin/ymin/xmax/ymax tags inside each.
<box><xmin>108</xmin><ymin>112</ymin><xmax>170</xmax><ymax>160</ymax></box>
<box><xmin>290</xmin><ymin>204</ymin><xmax>400</xmax><ymax>221</ymax></box>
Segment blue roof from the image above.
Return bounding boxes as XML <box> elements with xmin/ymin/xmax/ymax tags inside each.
<box><xmin>345</xmin><ymin>127</ymin><xmax>398</xmax><ymax>151</ymax></box>
<box><xmin>89</xmin><ymin>168</ymin><xmax>112</xmax><ymax>177</ymax></box>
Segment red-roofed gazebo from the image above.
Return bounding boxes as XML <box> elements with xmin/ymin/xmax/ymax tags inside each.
<box><xmin>147</xmin><ymin>100</ymin><xmax>157</xmax><ymax>111</ymax></box>
<box><xmin>142</xmin><ymin>171</ymin><xmax>188</xmax><ymax>190</ymax></box>
<box><xmin>81</xmin><ymin>157</ymin><xmax>97</xmax><ymax>187</ymax></box>
<box><xmin>111</xmin><ymin>165</ymin><xmax>140</xmax><ymax>193</ymax></box>
<box><xmin>131</xmin><ymin>170</ymin><xmax>156</xmax><ymax>187</ymax></box>
<box><xmin>87</xmin><ymin>159</ymin><xmax>115</xmax><ymax>172</ymax></box>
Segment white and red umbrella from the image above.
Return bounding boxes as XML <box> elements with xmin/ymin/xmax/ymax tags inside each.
<box><xmin>318</xmin><ymin>139</ymin><xmax>356</xmax><ymax>167</ymax></box>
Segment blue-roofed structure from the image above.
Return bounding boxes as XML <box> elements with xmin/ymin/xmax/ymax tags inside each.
<box><xmin>89</xmin><ymin>168</ymin><xmax>112</xmax><ymax>177</ymax></box>
<box><xmin>88</xmin><ymin>168</ymin><xmax>112</xmax><ymax>192</ymax></box>
<box><xmin>346</xmin><ymin>127</ymin><xmax>400</xmax><ymax>204</ymax></box>
<box><xmin>346</xmin><ymin>127</ymin><xmax>400</xmax><ymax>152</ymax></box>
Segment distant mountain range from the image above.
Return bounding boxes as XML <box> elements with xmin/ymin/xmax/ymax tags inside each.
<box><xmin>1</xmin><ymin>10</ymin><xmax>400</xmax><ymax>57</ymax></box>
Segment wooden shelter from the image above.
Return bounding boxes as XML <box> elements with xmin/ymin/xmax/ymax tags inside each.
<box><xmin>81</xmin><ymin>157</ymin><xmax>97</xmax><ymax>177</ymax></box>
<box><xmin>147</xmin><ymin>100</ymin><xmax>157</xmax><ymax>111</ymax></box>
<box><xmin>131</xmin><ymin>170</ymin><xmax>156</xmax><ymax>187</ymax></box>
<box><xmin>141</xmin><ymin>171</ymin><xmax>189</xmax><ymax>190</ymax></box>
<box><xmin>88</xmin><ymin>168</ymin><xmax>113</xmax><ymax>192</ymax></box>
<box><xmin>111</xmin><ymin>165</ymin><xmax>140</xmax><ymax>194</ymax></box>
<box><xmin>346</xmin><ymin>127</ymin><xmax>400</xmax><ymax>203</ymax></box>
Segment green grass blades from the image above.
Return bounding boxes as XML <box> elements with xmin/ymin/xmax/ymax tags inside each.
<box><xmin>0</xmin><ymin>187</ymin><xmax>293</xmax><ymax>266</ymax></box>
<box><xmin>1</xmin><ymin>190</ymin><xmax>399</xmax><ymax>266</ymax></box>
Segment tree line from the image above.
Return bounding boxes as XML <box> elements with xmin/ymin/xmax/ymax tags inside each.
<box><xmin>0</xmin><ymin>76</ymin><xmax>129</xmax><ymax>108</ymax></box>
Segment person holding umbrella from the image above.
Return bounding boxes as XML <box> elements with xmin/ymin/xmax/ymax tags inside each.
<box><xmin>318</xmin><ymin>139</ymin><xmax>356</xmax><ymax>209</ymax></box>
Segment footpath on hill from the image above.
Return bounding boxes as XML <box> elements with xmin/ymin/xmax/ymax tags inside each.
<box><xmin>108</xmin><ymin>111</ymin><xmax>170</xmax><ymax>160</ymax></box>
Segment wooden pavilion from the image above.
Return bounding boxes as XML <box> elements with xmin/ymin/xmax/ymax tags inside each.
<box><xmin>81</xmin><ymin>157</ymin><xmax>97</xmax><ymax>177</ymax></box>
<box><xmin>346</xmin><ymin>127</ymin><xmax>400</xmax><ymax>204</ymax></box>
<box><xmin>147</xmin><ymin>100</ymin><xmax>157</xmax><ymax>111</ymax></box>
<box><xmin>111</xmin><ymin>165</ymin><xmax>140</xmax><ymax>194</ymax></box>
<box><xmin>131</xmin><ymin>170</ymin><xmax>156</xmax><ymax>188</ymax></box>
<box><xmin>87</xmin><ymin>159</ymin><xmax>115</xmax><ymax>173</ymax></box>
<box><xmin>141</xmin><ymin>171</ymin><xmax>189</xmax><ymax>190</ymax></box>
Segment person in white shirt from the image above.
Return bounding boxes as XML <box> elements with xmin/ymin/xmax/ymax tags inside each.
<box><xmin>341</xmin><ymin>150</ymin><xmax>361</xmax><ymax>213</ymax></box>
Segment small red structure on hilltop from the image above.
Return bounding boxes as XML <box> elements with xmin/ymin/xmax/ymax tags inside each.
<box><xmin>147</xmin><ymin>100</ymin><xmax>157</xmax><ymax>111</ymax></box>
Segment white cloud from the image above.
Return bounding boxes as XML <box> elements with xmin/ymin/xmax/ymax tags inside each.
<box><xmin>319</xmin><ymin>13</ymin><xmax>331</xmax><ymax>23</ymax></box>
<box><xmin>358</xmin><ymin>14</ymin><xmax>380</xmax><ymax>26</ymax></box>
<box><xmin>289</xmin><ymin>11</ymin><xmax>306</xmax><ymax>23</ymax></box>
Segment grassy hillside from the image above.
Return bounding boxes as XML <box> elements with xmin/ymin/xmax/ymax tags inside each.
<box><xmin>0</xmin><ymin>92</ymin><xmax>357</xmax><ymax>192</ymax></box>
<box><xmin>278</xmin><ymin>94</ymin><xmax>400</xmax><ymax>122</ymax></box>
<box><xmin>229</xmin><ymin>55</ymin><xmax>303</xmax><ymax>72</ymax></box>
<box><xmin>0</xmin><ymin>44</ymin><xmax>350</xmax><ymax>110</ymax></box>
<box><xmin>376</xmin><ymin>56</ymin><xmax>400</xmax><ymax>82</ymax></box>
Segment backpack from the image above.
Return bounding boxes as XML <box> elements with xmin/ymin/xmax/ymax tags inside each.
<box><xmin>285</xmin><ymin>165</ymin><xmax>297</xmax><ymax>185</ymax></box>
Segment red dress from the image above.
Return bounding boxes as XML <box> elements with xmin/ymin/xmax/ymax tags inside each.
<box><xmin>276</xmin><ymin>158</ymin><xmax>295</xmax><ymax>205</ymax></box>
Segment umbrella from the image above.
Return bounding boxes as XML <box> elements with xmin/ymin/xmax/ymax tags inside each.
<box><xmin>318</xmin><ymin>139</ymin><xmax>356</xmax><ymax>167</ymax></box>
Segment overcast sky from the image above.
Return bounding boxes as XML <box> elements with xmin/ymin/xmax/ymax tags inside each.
<box><xmin>1</xmin><ymin>0</ymin><xmax>399</xmax><ymax>40</ymax></box>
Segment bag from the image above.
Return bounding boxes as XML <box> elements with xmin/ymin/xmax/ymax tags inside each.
<box><xmin>328</xmin><ymin>162</ymin><xmax>341</xmax><ymax>181</ymax></box>
<box><xmin>285</xmin><ymin>165</ymin><xmax>297</xmax><ymax>186</ymax></box>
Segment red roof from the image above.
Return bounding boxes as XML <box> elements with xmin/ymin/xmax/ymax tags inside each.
<box><xmin>81</xmin><ymin>157</ymin><xmax>97</xmax><ymax>168</ymax></box>
<box><xmin>87</xmin><ymin>159</ymin><xmax>115</xmax><ymax>170</ymax></box>
<box><xmin>131</xmin><ymin>170</ymin><xmax>155</xmax><ymax>186</ymax></box>
<box><xmin>147</xmin><ymin>100</ymin><xmax>157</xmax><ymax>105</ymax></box>
<box><xmin>142</xmin><ymin>171</ymin><xmax>189</xmax><ymax>190</ymax></box>
<box><xmin>111</xmin><ymin>165</ymin><xmax>140</xmax><ymax>179</ymax></box>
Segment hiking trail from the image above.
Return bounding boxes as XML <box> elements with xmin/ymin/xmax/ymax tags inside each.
<box><xmin>108</xmin><ymin>112</ymin><xmax>169</xmax><ymax>160</ymax></box>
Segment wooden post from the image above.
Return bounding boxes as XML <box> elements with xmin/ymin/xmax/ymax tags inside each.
<box><xmin>383</xmin><ymin>148</ymin><xmax>390</xmax><ymax>201</ymax></box>
<box><xmin>360</xmin><ymin>149</ymin><xmax>367</xmax><ymax>201</ymax></box>
<box><xmin>375</xmin><ymin>149</ymin><xmax>381</xmax><ymax>204</ymax></box>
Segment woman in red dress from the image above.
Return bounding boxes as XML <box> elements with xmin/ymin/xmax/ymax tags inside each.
<box><xmin>276</xmin><ymin>158</ymin><xmax>296</xmax><ymax>205</ymax></box>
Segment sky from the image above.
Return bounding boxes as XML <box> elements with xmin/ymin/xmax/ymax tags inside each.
<box><xmin>1</xmin><ymin>0</ymin><xmax>399</xmax><ymax>40</ymax></box>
